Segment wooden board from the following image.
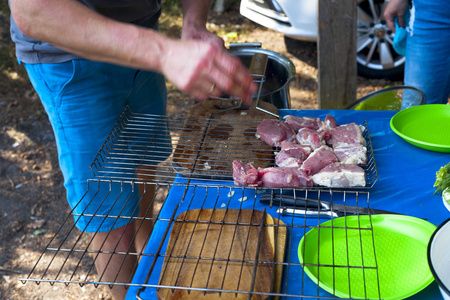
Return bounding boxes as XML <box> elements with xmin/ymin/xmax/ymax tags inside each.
<box><xmin>157</xmin><ymin>209</ymin><xmax>286</xmax><ymax>300</ymax></box>
<box><xmin>172</xmin><ymin>100</ymin><xmax>279</xmax><ymax>180</ymax></box>
<box><xmin>264</xmin><ymin>213</ymin><xmax>286</xmax><ymax>300</ymax></box>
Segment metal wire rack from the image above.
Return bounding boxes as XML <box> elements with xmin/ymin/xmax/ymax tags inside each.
<box><xmin>20</xmin><ymin>103</ymin><xmax>383</xmax><ymax>299</ymax></box>
<box><xmin>20</xmin><ymin>181</ymin><xmax>385</xmax><ymax>299</ymax></box>
<box><xmin>89</xmin><ymin>107</ymin><xmax>378</xmax><ymax>189</ymax></box>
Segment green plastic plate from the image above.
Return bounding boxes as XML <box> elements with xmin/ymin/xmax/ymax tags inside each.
<box><xmin>298</xmin><ymin>215</ymin><xmax>436</xmax><ymax>300</ymax></box>
<box><xmin>390</xmin><ymin>104</ymin><xmax>450</xmax><ymax>153</ymax></box>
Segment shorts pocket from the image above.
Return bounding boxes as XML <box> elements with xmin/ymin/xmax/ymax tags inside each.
<box><xmin>36</xmin><ymin>60</ymin><xmax>79</xmax><ymax>107</ymax></box>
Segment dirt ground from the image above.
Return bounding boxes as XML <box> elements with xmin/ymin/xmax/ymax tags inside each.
<box><xmin>0</xmin><ymin>3</ymin><xmax>400</xmax><ymax>300</ymax></box>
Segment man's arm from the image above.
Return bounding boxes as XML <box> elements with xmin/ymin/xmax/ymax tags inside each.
<box><xmin>10</xmin><ymin>0</ymin><xmax>255</xmax><ymax>103</ymax></box>
<box><xmin>181</xmin><ymin>0</ymin><xmax>222</xmax><ymax>46</ymax></box>
<box><xmin>10</xmin><ymin>0</ymin><xmax>167</xmax><ymax>70</ymax></box>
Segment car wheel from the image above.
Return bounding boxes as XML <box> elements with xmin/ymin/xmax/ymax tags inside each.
<box><xmin>356</xmin><ymin>0</ymin><xmax>405</xmax><ymax>80</ymax></box>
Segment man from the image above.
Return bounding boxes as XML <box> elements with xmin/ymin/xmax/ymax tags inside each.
<box><xmin>9</xmin><ymin>0</ymin><xmax>256</xmax><ymax>299</ymax></box>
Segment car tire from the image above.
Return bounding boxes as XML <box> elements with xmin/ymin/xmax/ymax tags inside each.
<box><xmin>357</xmin><ymin>63</ymin><xmax>404</xmax><ymax>81</ymax></box>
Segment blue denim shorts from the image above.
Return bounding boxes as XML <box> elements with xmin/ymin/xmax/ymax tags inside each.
<box><xmin>404</xmin><ymin>0</ymin><xmax>450</xmax><ymax>104</ymax></box>
<box><xmin>24</xmin><ymin>59</ymin><xmax>171</xmax><ymax>232</ymax></box>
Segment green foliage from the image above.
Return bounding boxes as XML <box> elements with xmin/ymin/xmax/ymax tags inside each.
<box><xmin>0</xmin><ymin>1</ymin><xmax>10</xmax><ymax>14</ymax></box>
<box><xmin>163</xmin><ymin>0</ymin><xmax>182</xmax><ymax>4</ymax></box>
<box><xmin>434</xmin><ymin>162</ymin><xmax>450</xmax><ymax>194</ymax></box>
<box><xmin>162</xmin><ymin>0</ymin><xmax>183</xmax><ymax>16</ymax></box>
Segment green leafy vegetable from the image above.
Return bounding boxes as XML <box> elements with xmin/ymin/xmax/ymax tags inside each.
<box><xmin>434</xmin><ymin>162</ymin><xmax>450</xmax><ymax>194</ymax></box>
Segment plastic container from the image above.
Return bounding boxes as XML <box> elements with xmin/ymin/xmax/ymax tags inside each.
<box><xmin>443</xmin><ymin>187</ymin><xmax>450</xmax><ymax>212</ymax></box>
<box><xmin>428</xmin><ymin>218</ymin><xmax>450</xmax><ymax>300</ymax></box>
<box><xmin>347</xmin><ymin>85</ymin><xmax>425</xmax><ymax>111</ymax></box>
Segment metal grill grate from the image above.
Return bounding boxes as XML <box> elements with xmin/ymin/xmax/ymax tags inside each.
<box><xmin>89</xmin><ymin>107</ymin><xmax>378</xmax><ymax>189</ymax></box>
<box><xmin>20</xmin><ymin>104</ymin><xmax>383</xmax><ymax>299</ymax></box>
<box><xmin>20</xmin><ymin>182</ymin><xmax>385</xmax><ymax>299</ymax></box>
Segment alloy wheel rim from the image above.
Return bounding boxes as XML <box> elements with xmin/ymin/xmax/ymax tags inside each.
<box><xmin>356</xmin><ymin>0</ymin><xmax>406</xmax><ymax>71</ymax></box>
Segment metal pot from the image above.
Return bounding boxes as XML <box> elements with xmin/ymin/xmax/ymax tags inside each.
<box><xmin>229</xmin><ymin>43</ymin><xmax>296</xmax><ymax>109</ymax></box>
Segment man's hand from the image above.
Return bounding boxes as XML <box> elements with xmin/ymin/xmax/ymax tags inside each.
<box><xmin>177</xmin><ymin>0</ymin><xmax>256</xmax><ymax>106</ymax></box>
<box><xmin>160</xmin><ymin>38</ymin><xmax>256</xmax><ymax>106</ymax></box>
<box><xmin>384</xmin><ymin>0</ymin><xmax>409</xmax><ymax>33</ymax></box>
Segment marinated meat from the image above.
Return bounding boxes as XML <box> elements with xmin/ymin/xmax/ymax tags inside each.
<box><xmin>284</xmin><ymin>115</ymin><xmax>323</xmax><ymax>132</ymax></box>
<box><xmin>311</xmin><ymin>163</ymin><xmax>366</xmax><ymax>187</ymax></box>
<box><xmin>258</xmin><ymin>167</ymin><xmax>313</xmax><ymax>188</ymax></box>
<box><xmin>326</xmin><ymin>123</ymin><xmax>366</xmax><ymax>147</ymax></box>
<box><xmin>275</xmin><ymin>141</ymin><xmax>312</xmax><ymax>167</ymax></box>
<box><xmin>296</xmin><ymin>128</ymin><xmax>324</xmax><ymax>150</ymax></box>
<box><xmin>334</xmin><ymin>142</ymin><xmax>367</xmax><ymax>165</ymax></box>
<box><xmin>300</xmin><ymin>145</ymin><xmax>339</xmax><ymax>175</ymax></box>
<box><xmin>232</xmin><ymin>160</ymin><xmax>261</xmax><ymax>187</ymax></box>
<box><xmin>256</xmin><ymin>119</ymin><xmax>296</xmax><ymax>147</ymax></box>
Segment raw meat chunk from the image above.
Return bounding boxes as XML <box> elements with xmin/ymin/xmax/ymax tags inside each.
<box><xmin>326</xmin><ymin>123</ymin><xmax>366</xmax><ymax>147</ymax></box>
<box><xmin>258</xmin><ymin>167</ymin><xmax>313</xmax><ymax>188</ymax></box>
<box><xmin>256</xmin><ymin>119</ymin><xmax>296</xmax><ymax>147</ymax></box>
<box><xmin>311</xmin><ymin>163</ymin><xmax>366</xmax><ymax>187</ymax></box>
<box><xmin>246</xmin><ymin>116</ymin><xmax>369</xmax><ymax>188</ymax></box>
<box><xmin>280</xmin><ymin>140</ymin><xmax>312</xmax><ymax>154</ymax></box>
<box><xmin>318</xmin><ymin>129</ymin><xmax>332</xmax><ymax>142</ymax></box>
<box><xmin>300</xmin><ymin>145</ymin><xmax>339</xmax><ymax>175</ymax></box>
<box><xmin>296</xmin><ymin>128</ymin><xmax>324</xmax><ymax>150</ymax></box>
<box><xmin>232</xmin><ymin>160</ymin><xmax>261</xmax><ymax>187</ymax></box>
<box><xmin>334</xmin><ymin>143</ymin><xmax>367</xmax><ymax>165</ymax></box>
<box><xmin>322</xmin><ymin>114</ymin><xmax>338</xmax><ymax>129</ymax></box>
<box><xmin>274</xmin><ymin>154</ymin><xmax>302</xmax><ymax>168</ymax></box>
<box><xmin>284</xmin><ymin>115</ymin><xmax>323</xmax><ymax>132</ymax></box>
<box><xmin>275</xmin><ymin>141</ymin><xmax>312</xmax><ymax>167</ymax></box>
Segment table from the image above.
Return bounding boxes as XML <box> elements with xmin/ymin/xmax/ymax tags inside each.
<box><xmin>126</xmin><ymin>109</ymin><xmax>450</xmax><ymax>299</ymax></box>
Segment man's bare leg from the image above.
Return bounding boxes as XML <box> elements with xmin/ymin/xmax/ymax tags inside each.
<box><xmin>135</xmin><ymin>181</ymin><xmax>156</xmax><ymax>254</ymax></box>
<box><xmin>90</xmin><ymin>167</ymin><xmax>156</xmax><ymax>300</ymax></box>
<box><xmin>91</xmin><ymin>224</ymin><xmax>138</xmax><ymax>300</ymax></box>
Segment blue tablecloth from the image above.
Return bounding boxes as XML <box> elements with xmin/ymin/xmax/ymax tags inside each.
<box><xmin>126</xmin><ymin>109</ymin><xmax>450</xmax><ymax>299</ymax></box>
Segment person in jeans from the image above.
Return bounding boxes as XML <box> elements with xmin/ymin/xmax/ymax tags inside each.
<box><xmin>384</xmin><ymin>0</ymin><xmax>450</xmax><ymax>105</ymax></box>
<box><xmin>8</xmin><ymin>0</ymin><xmax>256</xmax><ymax>299</ymax></box>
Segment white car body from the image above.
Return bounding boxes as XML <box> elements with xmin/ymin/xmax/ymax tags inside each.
<box><xmin>240</xmin><ymin>0</ymin><xmax>318</xmax><ymax>41</ymax></box>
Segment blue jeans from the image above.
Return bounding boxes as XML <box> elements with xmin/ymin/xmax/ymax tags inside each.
<box><xmin>405</xmin><ymin>0</ymin><xmax>450</xmax><ymax>104</ymax></box>
<box><xmin>24</xmin><ymin>60</ymin><xmax>171</xmax><ymax>232</ymax></box>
